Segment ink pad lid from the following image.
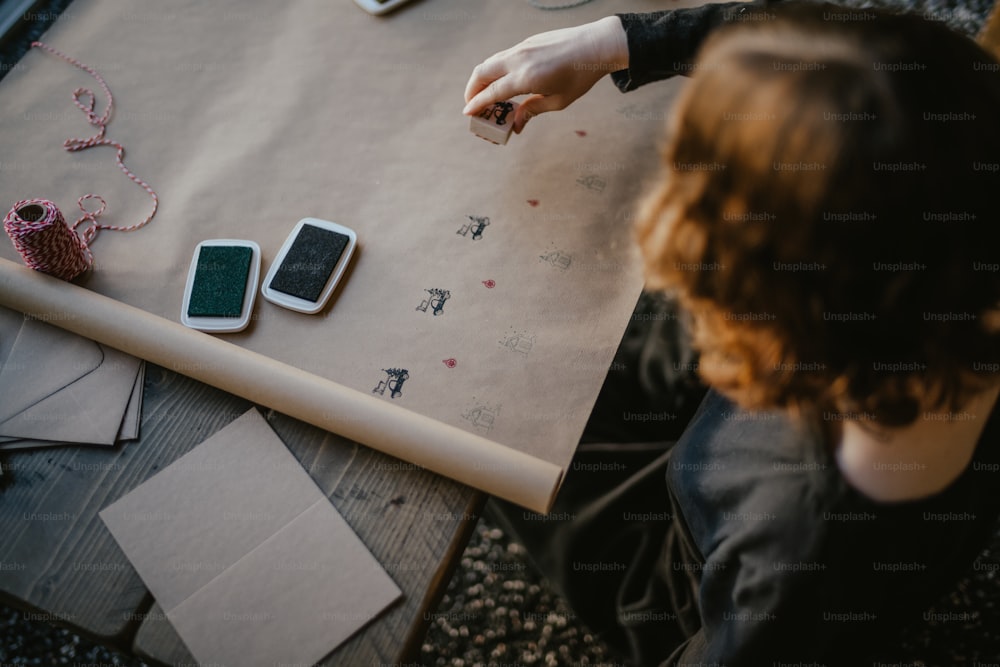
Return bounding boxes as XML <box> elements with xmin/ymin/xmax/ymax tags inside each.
<box><xmin>181</xmin><ymin>239</ymin><xmax>261</xmax><ymax>333</ymax></box>
<box><xmin>261</xmin><ymin>217</ymin><xmax>357</xmax><ymax>314</ymax></box>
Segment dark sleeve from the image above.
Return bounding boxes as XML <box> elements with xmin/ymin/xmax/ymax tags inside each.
<box><xmin>674</xmin><ymin>509</ymin><xmax>846</xmax><ymax>666</ymax></box>
<box><xmin>611</xmin><ymin>1</ymin><xmax>769</xmax><ymax>91</ymax></box>
<box><xmin>661</xmin><ymin>536</ymin><xmax>830</xmax><ymax>667</ymax></box>
<box><xmin>660</xmin><ymin>390</ymin><xmax>846</xmax><ymax>667</ymax></box>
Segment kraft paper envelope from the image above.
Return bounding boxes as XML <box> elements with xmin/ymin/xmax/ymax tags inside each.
<box><xmin>0</xmin><ymin>306</ymin><xmax>21</xmax><ymax>367</ymax></box>
<box><xmin>0</xmin><ymin>361</ymin><xmax>144</xmax><ymax>451</ymax></box>
<box><xmin>0</xmin><ymin>306</ymin><xmax>142</xmax><ymax>447</ymax></box>
<box><xmin>116</xmin><ymin>361</ymin><xmax>144</xmax><ymax>441</ymax></box>
<box><xmin>100</xmin><ymin>408</ymin><xmax>402</xmax><ymax>667</ymax></box>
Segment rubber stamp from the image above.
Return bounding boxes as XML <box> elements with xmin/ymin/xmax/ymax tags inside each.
<box><xmin>470</xmin><ymin>101</ymin><xmax>519</xmax><ymax>145</ymax></box>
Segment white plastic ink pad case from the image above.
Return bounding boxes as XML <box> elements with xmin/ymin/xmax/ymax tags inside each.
<box><xmin>261</xmin><ymin>217</ymin><xmax>357</xmax><ymax>314</ymax></box>
<box><xmin>181</xmin><ymin>239</ymin><xmax>261</xmax><ymax>333</ymax></box>
<box><xmin>353</xmin><ymin>0</ymin><xmax>417</xmax><ymax>15</ymax></box>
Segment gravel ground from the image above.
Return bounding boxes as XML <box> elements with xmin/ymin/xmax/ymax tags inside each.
<box><xmin>417</xmin><ymin>512</ymin><xmax>1000</xmax><ymax>667</ymax></box>
<box><xmin>417</xmin><ymin>517</ymin><xmax>621</xmax><ymax>667</ymax></box>
<box><xmin>0</xmin><ymin>606</ymin><xmax>148</xmax><ymax>667</ymax></box>
<box><xmin>3</xmin><ymin>1</ymin><xmax>999</xmax><ymax>666</ymax></box>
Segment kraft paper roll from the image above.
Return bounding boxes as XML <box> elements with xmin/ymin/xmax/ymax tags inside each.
<box><xmin>0</xmin><ymin>258</ymin><xmax>563</xmax><ymax>513</ymax></box>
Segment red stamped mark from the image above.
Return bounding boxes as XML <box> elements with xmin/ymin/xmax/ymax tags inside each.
<box><xmin>482</xmin><ymin>279</ymin><xmax>496</xmax><ymax>288</ymax></box>
<box><xmin>443</xmin><ymin>358</ymin><xmax>457</xmax><ymax>368</ymax></box>
<box><xmin>575</xmin><ymin>130</ymin><xmax>587</xmax><ymax>137</ymax></box>
<box><xmin>527</xmin><ymin>199</ymin><xmax>539</xmax><ymax>207</ymax></box>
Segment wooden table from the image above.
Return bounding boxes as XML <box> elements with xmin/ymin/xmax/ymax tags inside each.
<box><xmin>0</xmin><ymin>363</ymin><xmax>484</xmax><ymax>666</ymax></box>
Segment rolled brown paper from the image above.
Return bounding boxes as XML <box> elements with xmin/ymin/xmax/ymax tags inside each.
<box><xmin>0</xmin><ymin>257</ymin><xmax>563</xmax><ymax>513</ymax></box>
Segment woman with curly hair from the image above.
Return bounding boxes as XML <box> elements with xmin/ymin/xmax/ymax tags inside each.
<box><xmin>465</xmin><ymin>3</ymin><xmax>1000</xmax><ymax>665</ymax></box>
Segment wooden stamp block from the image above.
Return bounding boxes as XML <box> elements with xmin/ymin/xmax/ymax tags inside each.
<box><xmin>470</xmin><ymin>100</ymin><xmax>519</xmax><ymax>145</ymax></box>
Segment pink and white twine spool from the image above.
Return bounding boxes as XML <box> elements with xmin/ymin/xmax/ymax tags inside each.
<box><xmin>4</xmin><ymin>198</ymin><xmax>97</xmax><ymax>280</ymax></box>
<box><xmin>3</xmin><ymin>41</ymin><xmax>158</xmax><ymax>281</ymax></box>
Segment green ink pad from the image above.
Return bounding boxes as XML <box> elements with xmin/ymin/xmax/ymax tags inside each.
<box><xmin>188</xmin><ymin>246</ymin><xmax>252</xmax><ymax>317</ymax></box>
<box><xmin>181</xmin><ymin>240</ymin><xmax>261</xmax><ymax>333</ymax></box>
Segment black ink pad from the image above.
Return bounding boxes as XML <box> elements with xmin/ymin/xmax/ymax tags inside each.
<box><xmin>261</xmin><ymin>218</ymin><xmax>358</xmax><ymax>314</ymax></box>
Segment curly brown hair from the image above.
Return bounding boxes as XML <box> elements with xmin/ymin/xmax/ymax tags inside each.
<box><xmin>636</xmin><ymin>4</ymin><xmax>1000</xmax><ymax>427</ymax></box>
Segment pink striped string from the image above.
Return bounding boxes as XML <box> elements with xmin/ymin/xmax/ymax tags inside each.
<box><xmin>4</xmin><ymin>198</ymin><xmax>94</xmax><ymax>279</ymax></box>
<box><xmin>2</xmin><ymin>41</ymin><xmax>158</xmax><ymax>280</ymax></box>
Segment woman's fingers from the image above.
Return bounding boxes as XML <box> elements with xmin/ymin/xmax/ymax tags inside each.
<box><xmin>513</xmin><ymin>105</ymin><xmax>533</xmax><ymax>134</ymax></box>
<box><xmin>463</xmin><ymin>55</ymin><xmax>514</xmax><ymax>111</ymax></box>
<box><xmin>513</xmin><ymin>94</ymin><xmax>566</xmax><ymax>133</ymax></box>
<box><xmin>464</xmin><ymin>19</ymin><xmax>624</xmax><ymax>132</ymax></box>
<box><xmin>464</xmin><ymin>59</ymin><xmax>499</xmax><ymax>103</ymax></box>
<box><xmin>464</xmin><ymin>75</ymin><xmax>533</xmax><ymax>118</ymax></box>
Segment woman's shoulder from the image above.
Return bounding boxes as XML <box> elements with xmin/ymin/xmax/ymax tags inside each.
<box><xmin>835</xmin><ymin>386</ymin><xmax>1000</xmax><ymax>503</ymax></box>
<box><xmin>668</xmin><ymin>386</ymin><xmax>1000</xmax><ymax>558</ymax></box>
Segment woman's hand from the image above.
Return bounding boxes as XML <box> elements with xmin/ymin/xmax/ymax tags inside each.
<box><xmin>463</xmin><ymin>16</ymin><xmax>628</xmax><ymax>134</ymax></box>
